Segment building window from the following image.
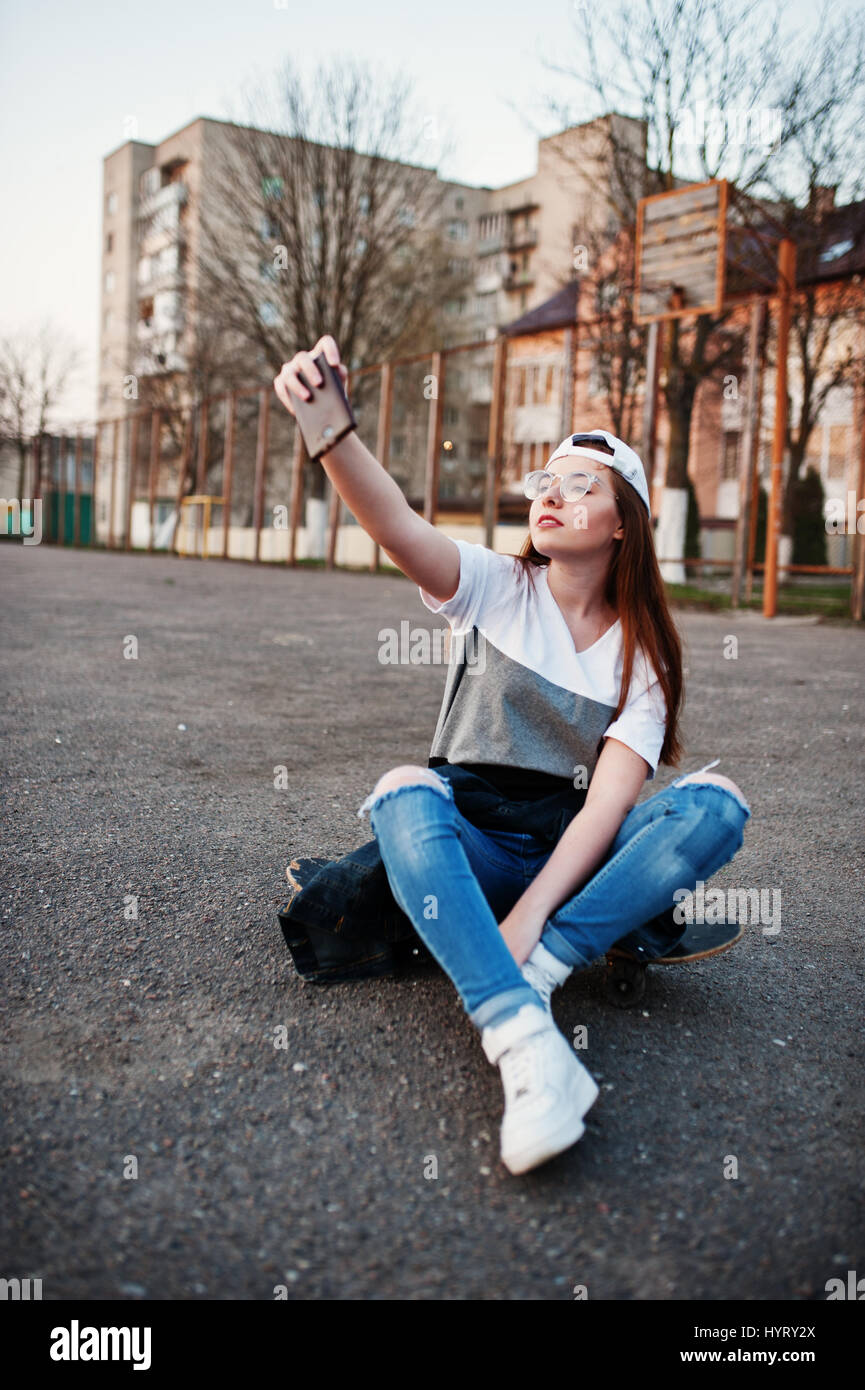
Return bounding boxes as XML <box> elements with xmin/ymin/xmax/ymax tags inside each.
<box><xmin>359</xmin><ymin>193</ymin><xmax>370</xmax><ymax>216</ymax></box>
<box><xmin>140</xmin><ymin>167</ymin><xmax>161</xmax><ymax>198</ymax></box>
<box><xmin>106</xmin><ymin>232</ymin><xmax>114</xmax><ymax>254</ymax></box>
<box><xmin>448</xmin><ymin>219</ymin><xmax>468</xmax><ymax>240</ymax></box>
<box><xmin>105</xmin><ymin>270</ymin><xmax>115</xmax><ymax>293</ymax></box>
<box><xmin>106</xmin><ymin>192</ymin><xmax>118</xmax><ymax>215</ymax></box>
<box><xmin>259</xmin><ymin>301</ymin><xmax>279</xmax><ymax>326</ymax></box>
<box><xmin>262</xmin><ymin>176</ymin><xmax>284</xmax><ymax>200</ymax></box>
<box><xmin>397</xmin><ymin>205</ymin><xmax>416</xmax><ymax>226</ymax></box>
<box><xmin>721</xmin><ymin>430</ymin><xmax>739</xmax><ymax>480</ymax></box>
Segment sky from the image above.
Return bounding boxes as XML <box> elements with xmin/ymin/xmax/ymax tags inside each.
<box><xmin>0</xmin><ymin>0</ymin><xmax>853</xmax><ymax>431</ymax></box>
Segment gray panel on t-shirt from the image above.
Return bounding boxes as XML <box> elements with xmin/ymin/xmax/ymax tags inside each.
<box><xmin>428</xmin><ymin>627</ymin><xmax>617</xmax><ymax>782</ymax></box>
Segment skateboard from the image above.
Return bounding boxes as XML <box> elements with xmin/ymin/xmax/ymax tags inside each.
<box><xmin>603</xmin><ymin>920</ymin><xmax>744</xmax><ymax>1008</ymax></box>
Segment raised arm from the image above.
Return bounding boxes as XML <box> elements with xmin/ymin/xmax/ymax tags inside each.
<box><xmin>274</xmin><ymin>337</ymin><xmax>460</xmax><ymax>605</ymax></box>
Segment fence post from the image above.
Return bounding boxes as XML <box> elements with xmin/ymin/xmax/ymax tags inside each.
<box><xmin>90</xmin><ymin>424</ymin><xmax>100</xmax><ymax>548</ymax></box>
<box><xmin>424</xmin><ymin>351</ymin><xmax>445</xmax><ymax>525</ymax></box>
<box><xmin>370</xmin><ymin>362</ymin><xmax>394</xmax><ymax>573</ymax></box>
<box><xmin>253</xmin><ymin>387</ymin><xmax>269</xmax><ymax>563</ymax></box>
<box><xmin>196</xmin><ymin>400</ymin><xmax>208</xmax><ymax>494</ymax></box>
<box><xmin>484</xmin><ymin>336</ymin><xmax>508</xmax><ymax>550</ymax></box>
<box><xmin>58</xmin><ymin>433</ymin><xmax>67</xmax><ymax>545</ymax></box>
<box><xmin>731</xmin><ymin>298</ymin><xmax>765</xmax><ymax>608</ymax></box>
<box><xmin>763</xmin><ymin>238</ymin><xmax>796</xmax><ymax>618</ymax></box>
<box><xmin>125</xmin><ymin>415</ymin><xmax>139</xmax><ymax>551</ymax></box>
<box><xmin>172</xmin><ymin>411</ymin><xmax>193</xmax><ymax>555</ymax></box>
<box><xmin>73</xmin><ymin>432</ymin><xmax>83</xmax><ymax>546</ymax></box>
<box><xmin>108</xmin><ymin>419</ymin><xmax>119</xmax><ymax>550</ymax></box>
<box><xmin>288</xmin><ymin>423</ymin><xmax>304</xmax><ymax>567</ymax></box>
<box><xmin>148</xmin><ymin>409</ymin><xmax>161</xmax><ymax>552</ymax></box>
<box><xmin>852</xmin><ymin>376</ymin><xmax>865</xmax><ymax>622</ymax></box>
<box><xmin>221</xmin><ymin>390</ymin><xmax>236</xmax><ymax>560</ymax></box>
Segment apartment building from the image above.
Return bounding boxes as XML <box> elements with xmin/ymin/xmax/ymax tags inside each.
<box><xmin>96</xmin><ymin>112</ymin><xmax>645</xmax><ymax>545</ymax></box>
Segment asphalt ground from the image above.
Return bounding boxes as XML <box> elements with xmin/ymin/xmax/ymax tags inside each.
<box><xmin>1</xmin><ymin>541</ymin><xmax>863</xmax><ymax>1302</ymax></box>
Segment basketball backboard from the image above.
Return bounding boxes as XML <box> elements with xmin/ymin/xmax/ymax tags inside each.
<box><xmin>635</xmin><ymin>179</ymin><xmax>728</xmax><ymax>324</ymax></box>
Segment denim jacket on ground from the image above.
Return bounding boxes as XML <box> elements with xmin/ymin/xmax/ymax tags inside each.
<box><xmin>276</xmin><ymin>761</ymin><xmax>588</xmax><ymax>984</ymax></box>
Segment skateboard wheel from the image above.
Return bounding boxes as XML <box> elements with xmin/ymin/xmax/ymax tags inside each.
<box><xmin>605</xmin><ymin>957</ymin><xmax>647</xmax><ymax>1008</ymax></box>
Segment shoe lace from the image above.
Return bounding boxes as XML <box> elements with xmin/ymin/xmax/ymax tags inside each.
<box><xmin>500</xmin><ymin>1036</ymin><xmax>541</xmax><ymax>1101</ymax></box>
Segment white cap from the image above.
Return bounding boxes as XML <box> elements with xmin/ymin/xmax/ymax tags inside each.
<box><xmin>545</xmin><ymin>430</ymin><xmax>651</xmax><ymax>517</ymax></box>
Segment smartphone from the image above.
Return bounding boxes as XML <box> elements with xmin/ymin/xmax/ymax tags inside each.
<box><xmin>292</xmin><ymin>351</ymin><xmax>358</xmax><ymax>460</ymax></box>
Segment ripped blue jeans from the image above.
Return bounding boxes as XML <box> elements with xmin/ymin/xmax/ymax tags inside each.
<box><xmin>358</xmin><ymin>769</ymin><xmax>752</xmax><ymax>1033</ymax></box>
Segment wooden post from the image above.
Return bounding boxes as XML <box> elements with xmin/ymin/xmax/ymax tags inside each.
<box><xmin>58</xmin><ymin>433</ymin><xmax>67</xmax><ymax>545</ymax></box>
<box><xmin>288</xmin><ymin>423</ymin><xmax>305</xmax><ymax>567</ymax></box>
<box><xmin>641</xmin><ymin>319</ymin><xmax>661</xmax><ymax>491</ymax></box>
<box><xmin>484</xmin><ymin>336</ymin><xmax>508</xmax><ymax>549</ymax></box>
<box><xmin>763</xmin><ymin>238</ymin><xmax>796</xmax><ymax>618</ymax></box>
<box><xmin>148</xmin><ymin>410</ymin><xmax>161</xmax><ymax>552</ymax></box>
<box><xmin>423</xmin><ymin>351</ymin><xmax>445</xmax><ymax>524</ymax></box>
<box><xmin>172</xmin><ymin>411</ymin><xmax>193</xmax><ymax>555</ymax></box>
<box><xmin>31</xmin><ymin>434</ymin><xmax>42</xmax><ymax>504</ymax></box>
<box><xmin>73</xmin><ymin>432</ymin><xmax>83</xmax><ymax>546</ymax></box>
<box><xmin>125</xmin><ymin>418</ymin><xmax>139</xmax><ymax>552</ymax></box>
<box><xmin>563</xmin><ymin>324</ymin><xmax>576</xmax><ymax>437</ymax></box>
<box><xmin>852</xmin><ymin>373</ymin><xmax>865</xmax><ymax>622</ymax></box>
<box><xmin>221</xmin><ymin>390</ymin><xmax>236</xmax><ymax>560</ymax></box>
<box><xmin>108</xmin><ymin>419</ymin><xmax>119</xmax><ymax>550</ymax></box>
<box><xmin>90</xmin><ymin>424</ymin><xmax>100</xmax><ymax>548</ymax></box>
<box><xmin>196</xmin><ymin>400</ymin><xmax>208</xmax><ymax>493</ymax></box>
<box><xmin>252</xmin><ymin>387</ymin><xmax>269</xmax><ymax>563</ymax></box>
<box><xmin>744</xmin><ymin>365</ymin><xmax>766</xmax><ymax>606</ymax></box>
<box><xmin>370</xmin><ymin>362</ymin><xmax>394</xmax><ymax>573</ymax></box>
<box><xmin>731</xmin><ymin>298</ymin><xmax>766</xmax><ymax>607</ymax></box>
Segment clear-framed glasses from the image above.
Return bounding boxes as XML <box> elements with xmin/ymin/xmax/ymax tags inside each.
<box><xmin>523</xmin><ymin>469</ymin><xmax>617</xmax><ymax>503</ymax></box>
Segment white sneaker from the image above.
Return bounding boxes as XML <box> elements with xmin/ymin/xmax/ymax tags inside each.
<box><xmin>481</xmin><ymin>1003</ymin><xmax>599</xmax><ymax>1175</ymax></box>
<box><xmin>520</xmin><ymin>939</ymin><xmax>573</xmax><ymax>1013</ymax></box>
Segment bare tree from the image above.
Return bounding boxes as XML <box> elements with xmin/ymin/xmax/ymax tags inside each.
<box><xmin>759</xmin><ymin>18</ymin><xmax>865</xmax><ymax>558</ymax></box>
<box><xmin>162</xmin><ymin>55</ymin><xmax>473</xmax><ymax>510</ymax></box>
<box><xmin>0</xmin><ymin>322</ymin><xmax>83</xmax><ymax>499</ymax></box>
<box><xmin>540</xmin><ymin>0</ymin><xmax>865</xmax><ymax>575</ymax></box>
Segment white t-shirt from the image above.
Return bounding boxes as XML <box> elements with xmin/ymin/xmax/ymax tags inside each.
<box><xmin>418</xmin><ymin>538</ymin><xmax>668</xmax><ymax>795</ymax></box>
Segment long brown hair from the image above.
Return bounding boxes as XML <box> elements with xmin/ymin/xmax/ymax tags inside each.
<box><xmin>511</xmin><ymin>469</ymin><xmax>684</xmax><ymax>771</ymax></box>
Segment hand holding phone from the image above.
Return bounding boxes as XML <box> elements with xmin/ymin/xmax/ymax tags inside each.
<box><xmin>273</xmin><ymin>339</ymin><xmax>357</xmax><ymax>460</ymax></box>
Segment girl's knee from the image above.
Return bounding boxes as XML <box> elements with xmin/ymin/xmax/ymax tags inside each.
<box><xmin>677</xmin><ymin>771</ymin><xmax>747</xmax><ymax>803</ymax></box>
<box><xmin>357</xmin><ymin>764</ymin><xmax>451</xmax><ymax>821</ymax></box>
<box><xmin>371</xmin><ymin>764</ymin><xmax>445</xmax><ymax>797</ymax></box>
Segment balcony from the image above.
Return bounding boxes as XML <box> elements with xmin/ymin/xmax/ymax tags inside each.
<box><xmin>508</xmin><ymin>225</ymin><xmax>538</xmax><ymax>252</ymax></box>
<box><xmin>477</xmin><ymin>233</ymin><xmax>506</xmax><ymax>255</ymax></box>
<box><xmin>138</xmin><ymin>180</ymin><xmax>188</xmax><ymax>219</ymax></box>
<box><xmin>474</xmin><ymin>270</ymin><xmax>502</xmax><ymax>294</ymax></box>
<box><xmin>138</xmin><ymin>265</ymin><xmax>183</xmax><ymax>296</ymax></box>
<box><xmin>504</xmin><ymin>269</ymin><xmax>535</xmax><ymax>291</ymax></box>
